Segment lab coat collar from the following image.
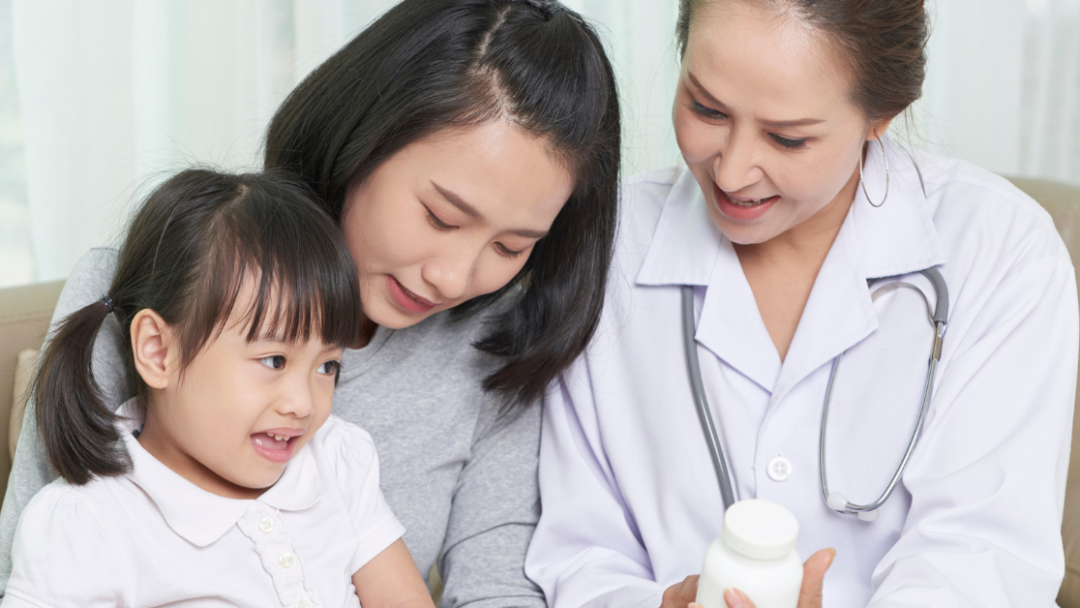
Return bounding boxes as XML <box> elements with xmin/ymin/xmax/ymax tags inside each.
<box><xmin>118</xmin><ymin>399</ymin><xmax>323</xmax><ymax>548</ymax></box>
<box><xmin>634</xmin><ymin>138</ymin><xmax>945</xmax><ymax>395</ymax></box>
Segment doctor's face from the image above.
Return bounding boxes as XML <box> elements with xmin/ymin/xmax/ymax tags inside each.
<box><xmin>673</xmin><ymin>0</ymin><xmax>884</xmax><ymax>246</ymax></box>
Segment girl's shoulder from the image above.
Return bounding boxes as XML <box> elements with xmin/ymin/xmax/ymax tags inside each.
<box><xmin>308</xmin><ymin>415</ymin><xmax>380</xmax><ymax>480</ymax></box>
<box><xmin>14</xmin><ymin>476</ymin><xmax>121</xmax><ymax>555</ymax></box>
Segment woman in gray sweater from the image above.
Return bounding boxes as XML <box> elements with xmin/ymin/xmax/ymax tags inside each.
<box><xmin>0</xmin><ymin>1</ymin><xmax>621</xmax><ymax>606</ymax></box>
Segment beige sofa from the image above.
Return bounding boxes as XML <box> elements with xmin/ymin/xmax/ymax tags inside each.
<box><xmin>0</xmin><ymin>177</ymin><xmax>1078</xmax><ymax>604</ymax></box>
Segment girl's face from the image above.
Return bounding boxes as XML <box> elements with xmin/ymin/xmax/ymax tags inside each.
<box><xmin>673</xmin><ymin>1</ymin><xmax>884</xmax><ymax>246</ymax></box>
<box><xmin>134</xmin><ymin>279</ymin><xmax>344</xmax><ymax>500</ymax></box>
<box><xmin>340</xmin><ymin>121</ymin><xmax>574</xmax><ymax>334</ymax></box>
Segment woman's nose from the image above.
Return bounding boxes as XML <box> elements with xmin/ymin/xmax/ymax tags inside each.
<box><xmin>421</xmin><ymin>246</ymin><xmax>476</xmax><ymax>302</ymax></box>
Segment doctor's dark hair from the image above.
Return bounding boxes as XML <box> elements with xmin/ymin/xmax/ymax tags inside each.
<box><xmin>676</xmin><ymin>0</ymin><xmax>929</xmax><ymax>124</ymax></box>
<box><xmin>32</xmin><ymin>169</ymin><xmax>361</xmax><ymax>485</ymax></box>
<box><xmin>264</xmin><ymin>0</ymin><xmax>620</xmax><ymax>407</ymax></box>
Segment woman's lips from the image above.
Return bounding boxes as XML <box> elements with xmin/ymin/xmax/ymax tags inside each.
<box><xmin>387</xmin><ymin>275</ymin><xmax>437</xmax><ymax>314</ymax></box>
<box><xmin>714</xmin><ymin>183</ymin><xmax>778</xmax><ymax>222</ymax></box>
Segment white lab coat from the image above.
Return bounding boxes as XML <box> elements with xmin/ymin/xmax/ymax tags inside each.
<box><xmin>525</xmin><ymin>140</ymin><xmax>1078</xmax><ymax>608</ymax></box>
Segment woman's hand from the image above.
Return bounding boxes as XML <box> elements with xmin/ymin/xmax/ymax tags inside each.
<box><xmin>722</xmin><ymin>549</ymin><xmax>836</xmax><ymax>608</ymax></box>
<box><xmin>660</xmin><ymin>548</ymin><xmax>835</xmax><ymax>608</ymax></box>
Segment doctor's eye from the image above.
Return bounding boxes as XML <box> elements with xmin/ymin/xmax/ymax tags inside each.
<box><xmin>770</xmin><ymin>134</ymin><xmax>808</xmax><ymax>150</ymax></box>
<box><xmin>258</xmin><ymin>355</ymin><xmax>286</xmax><ymax>370</ymax></box>
<box><xmin>690</xmin><ymin>99</ymin><xmax>728</xmax><ymax>121</ymax></box>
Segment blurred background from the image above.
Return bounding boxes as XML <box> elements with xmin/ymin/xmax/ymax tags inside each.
<box><xmin>0</xmin><ymin>0</ymin><xmax>1078</xmax><ymax>288</ymax></box>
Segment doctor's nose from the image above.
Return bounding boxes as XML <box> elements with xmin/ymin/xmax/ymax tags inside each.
<box><xmin>714</xmin><ymin>129</ymin><xmax>763</xmax><ymax>194</ymax></box>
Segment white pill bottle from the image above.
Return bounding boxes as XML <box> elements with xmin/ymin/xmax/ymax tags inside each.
<box><xmin>695</xmin><ymin>499</ymin><xmax>803</xmax><ymax>608</ymax></box>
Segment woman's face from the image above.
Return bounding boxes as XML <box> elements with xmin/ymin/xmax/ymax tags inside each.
<box><xmin>673</xmin><ymin>1</ymin><xmax>885</xmax><ymax>246</ymax></box>
<box><xmin>341</xmin><ymin>121</ymin><xmax>573</xmax><ymax>331</ymax></box>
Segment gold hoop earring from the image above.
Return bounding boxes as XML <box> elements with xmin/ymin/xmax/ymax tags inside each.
<box><xmin>858</xmin><ymin>138</ymin><xmax>889</xmax><ymax>208</ymax></box>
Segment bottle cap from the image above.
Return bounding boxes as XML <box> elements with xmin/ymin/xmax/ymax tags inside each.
<box><xmin>721</xmin><ymin>499</ymin><xmax>799</xmax><ymax>560</ymax></box>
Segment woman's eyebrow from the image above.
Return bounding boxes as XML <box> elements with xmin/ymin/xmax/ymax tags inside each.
<box><xmin>430</xmin><ymin>181</ymin><xmax>549</xmax><ymax>239</ymax></box>
<box><xmin>687</xmin><ymin>71</ymin><xmax>825</xmax><ymax>129</ymax></box>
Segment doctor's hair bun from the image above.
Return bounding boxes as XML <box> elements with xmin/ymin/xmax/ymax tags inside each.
<box><xmin>676</xmin><ymin>0</ymin><xmax>929</xmax><ymax>124</ymax></box>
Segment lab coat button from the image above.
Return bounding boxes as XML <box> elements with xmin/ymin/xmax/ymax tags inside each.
<box><xmin>767</xmin><ymin>456</ymin><xmax>792</xmax><ymax>481</ymax></box>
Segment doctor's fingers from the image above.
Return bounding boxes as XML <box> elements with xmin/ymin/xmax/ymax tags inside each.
<box><xmin>718</xmin><ymin>548</ymin><xmax>834</xmax><ymax>608</ymax></box>
<box><xmin>662</xmin><ymin>575</ymin><xmax>699</xmax><ymax>608</ymax></box>
<box><xmin>797</xmin><ymin>548</ymin><xmax>836</xmax><ymax>608</ymax></box>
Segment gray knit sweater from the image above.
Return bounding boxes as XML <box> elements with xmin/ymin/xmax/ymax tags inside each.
<box><xmin>0</xmin><ymin>248</ymin><xmax>545</xmax><ymax>608</ymax></box>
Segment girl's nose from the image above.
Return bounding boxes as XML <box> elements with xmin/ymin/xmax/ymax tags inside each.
<box><xmin>277</xmin><ymin>376</ymin><xmax>315</xmax><ymax>418</ymax></box>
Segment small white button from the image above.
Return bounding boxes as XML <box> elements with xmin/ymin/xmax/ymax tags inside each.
<box><xmin>278</xmin><ymin>553</ymin><xmax>295</xmax><ymax>569</ymax></box>
<box><xmin>258</xmin><ymin>517</ymin><xmax>274</xmax><ymax>534</ymax></box>
<box><xmin>297</xmin><ymin>600</ymin><xmax>309</xmax><ymax>608</ymax></box>
<box><xmin>767</xmin><ymin>456</ymin><xmax>792</xmax><ymax>481</ymax></box>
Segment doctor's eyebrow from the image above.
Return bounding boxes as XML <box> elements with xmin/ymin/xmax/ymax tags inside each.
<box><xmin>686</xmin><ymin>71</ymin><xmax>826</xmax><ymax>129</ymax></box>
<box><xmin>430</xmin><ymin>181</ymin><xmax>549</xmax><ymax>239</ymax></box>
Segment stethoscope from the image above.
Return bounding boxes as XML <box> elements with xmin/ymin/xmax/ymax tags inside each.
<box><xmin>681</xmin><ymin>266</ymin><xmax>949</xmax><ymax>522</ymax></box>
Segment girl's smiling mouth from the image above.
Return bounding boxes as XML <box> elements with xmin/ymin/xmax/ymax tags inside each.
<box><xmin>250</xmin><ymin>429</ymin><xmax>304</xmax><ymax>463</ymax></box>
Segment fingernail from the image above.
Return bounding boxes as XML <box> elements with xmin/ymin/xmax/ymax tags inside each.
<box><xmin>723</xmin><ymin>588</ymin><xmax>746</xmax><ymax>608</ymax></box>
<box><xmin>827</xmin><ymin>547</ymin><xmax>837</xmax><ymax>564</ymax></box>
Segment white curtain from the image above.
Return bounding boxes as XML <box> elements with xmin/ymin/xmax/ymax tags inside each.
<box><xmin>1</xmin><ymin>0</ymin><xmax>1079</xmax><ymax>286</ymax></box>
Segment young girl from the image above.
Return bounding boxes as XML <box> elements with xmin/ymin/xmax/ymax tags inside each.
<box><xmin>3</xmin><ymin>169</ymin><xmax>435</xmax><ymax>608</ymax></box>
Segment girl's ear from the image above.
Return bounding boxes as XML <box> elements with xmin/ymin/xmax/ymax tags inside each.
<box><xmin>868</xmin><ymin>115</ymin><xmax>896</xmax><ymax>141</ymax></box>
<box><xmin>130</xmin><ymin>310</ymin><xmax>176</xmax><ymax>389</ymax></box>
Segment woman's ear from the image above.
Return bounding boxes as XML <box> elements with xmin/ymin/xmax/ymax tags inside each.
<box><xmin>130</xmin><ymin>310</ymin><xmax>176</xmax><ymax>390</ymax></box>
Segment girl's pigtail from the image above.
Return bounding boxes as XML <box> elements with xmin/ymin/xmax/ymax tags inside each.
<box><xmin>32</xmin><ymin>297</ymin><xmax>130</xmax><ymax>485</ymax></box>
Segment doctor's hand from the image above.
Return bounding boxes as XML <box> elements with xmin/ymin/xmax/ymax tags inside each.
<box><xmin>719</xmin><ymin>548</ymin><xmax>836</xmax><ymax>608</ymax></box>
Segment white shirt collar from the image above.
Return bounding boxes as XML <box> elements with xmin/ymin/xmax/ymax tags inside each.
<box><xmin>635</xmin><ymin>136</ymin><xmax>946</xmax><ymax>288</ymax></box>
<box><xmin>116</xmin><ymin>399</ymin><xmax>323</xmax><ymax>548</ymax></box>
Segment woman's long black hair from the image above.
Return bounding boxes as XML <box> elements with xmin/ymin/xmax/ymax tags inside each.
<box><xmin>33</xmin><ymin>170</ymin><xmax>361</xmax><ymax>485</ymax></box>
<box><xmin>264</xmin><ymin>0</ymin><xmax>621</xmax><ymax>407</ymax></box>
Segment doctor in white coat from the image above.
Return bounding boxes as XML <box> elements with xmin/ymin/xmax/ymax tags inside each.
<box><xmin>524</xmin><ymin>0</ymin><xmax>1078</xmax><ymax>607</ymax></box>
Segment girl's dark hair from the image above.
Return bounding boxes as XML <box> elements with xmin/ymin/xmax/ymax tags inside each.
<box><xmin>33</xmin><ymin>169</ymin><xmax>361</xmax><ymax>485</ymax></box>
<box><xmin>676</xmin><ymin>0</ymin><xmax>929</xmax><ymax>124</ymax></box>
<box><xmin>264</xmin><ymin>0</ymin><xmax>620</xmax><ymax>407</ymax></box>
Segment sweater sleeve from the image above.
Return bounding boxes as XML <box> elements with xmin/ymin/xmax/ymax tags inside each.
<box><xmin>0</xmin><ymin>248</ymin><xmax>126</xmax><ymax>596</ymax></box>
<box><xmin>437</xmin><ymin>394</ymin><xmax>546</xmax><ymax>608</ymax></box>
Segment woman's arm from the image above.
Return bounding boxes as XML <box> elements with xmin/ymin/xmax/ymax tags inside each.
<box><xmin>868</xmin><ymin>255</ymin><xmax>1078</xmax><ymax>606</ymax></box>
<box><xmin>438</xmin><ymin>395</ymin><xmax>546</xmax><ymax>608</ymax></box>
<box><xmin>0</xmin><ymin>248</ymin><xmax>126</xmax><ymax>595</ymax></box>
<box><xmin>354</xmin><ymin>539</ymin><xmax>436</xmax><ymax>608</ymax></box>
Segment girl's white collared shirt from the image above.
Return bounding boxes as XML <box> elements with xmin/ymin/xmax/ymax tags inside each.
<box><xmin>4</xmin><ymin>402</ymin><xmax>404</xmax><ymax>607</ymax></box>
<box><xmin>525</xmin><ymin>143</ymin><xmax>1078</xmax><ymax>608</ymax></box>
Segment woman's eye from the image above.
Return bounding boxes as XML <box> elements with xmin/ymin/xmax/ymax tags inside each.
<box><xmin>690</xmin><ymin>99</ymin><xmax>727</xmax><ymax>120</ymax></box>
<box><xmin>426</xmin><ymin>209</ymin><xmax>456</xmax><ymax>231</ymax></box>
<box><xmin>317</xmin><ymin>360</ymin><xmax>341</xmax><ymax>376</ymax></box>
<box><xmin>258</xmin><ymin>355</ymin><xmax>286</xmax><ymax>370</ymax></box>
<box><xmin>770</xmin><ymin>134</ymin><xmax>808</xmax><ymax>150</ymax></box>
<box><xmin>495</xmin><ymin>243</ymin><xmax>525</xmax><ymax>259</ymax></box>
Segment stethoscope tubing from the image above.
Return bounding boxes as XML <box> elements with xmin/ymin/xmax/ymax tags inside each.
<box><xmin>684</xmin><ymin>266</ymin><xmax>949</xmax><ymax>518</ymax></box>
<box><xmin>682</xmin><ymin>285</ymin><xmax>737</xmax><ymax>510</ymax></box>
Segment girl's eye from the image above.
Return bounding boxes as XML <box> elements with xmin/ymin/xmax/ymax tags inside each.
<box><xmin>495</xmin><ymin>243</ymin><xmax>525</xmax><ymax>259</ymax></box>
<box><xmin>690</xmin><ymin>99</ymin><xmax>728</xmax><ymax>121</ymax></box>
<box><xmin>426</xmin><ymin>208</ymin><xmax>456</xmax><ymax>231</ymax></box>
<box><xmin>770</xmin><ymin>134</ymin><xmax>808</xmax><ymax>150</ymax></box>
<box><xmin>317</xmin><ymin>360</ymin><xmax>341</xmax><ymax>376</ymax></box>
<box><xmin>258</xmin><ymin>355</ymin><xmax>286</xmax><ymax>370</ymax></box>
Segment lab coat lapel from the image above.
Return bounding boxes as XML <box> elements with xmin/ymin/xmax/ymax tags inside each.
<box><xmin>636</xmin><ymin>167</ymin><xmax>782</xmax><ymax>390</ymax></box>
<box><xmin>772</xmin><ymin>137</ymin><xmax>946</xmax><ymax>404</ymax></box>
